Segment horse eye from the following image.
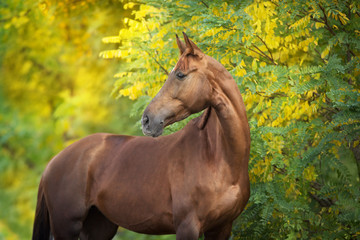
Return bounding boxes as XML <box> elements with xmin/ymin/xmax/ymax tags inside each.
<box><xmin>176</xmin><ymin>72</ymin><xmax>186</xmax><ymax>79</ymax></box>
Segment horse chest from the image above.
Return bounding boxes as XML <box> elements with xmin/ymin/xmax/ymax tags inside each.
<box><xmin>205</xmin><ymin>184</ymin><xmax>242</xmax><ymax>222</ymax></box>
<box><xmin>172</xmin><ymin>170</ymin><xmax>242</xmax><ymax>224</ymax></box>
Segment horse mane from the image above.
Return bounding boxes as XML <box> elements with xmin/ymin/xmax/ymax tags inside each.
<box><xmin>196</xmin><ymin>107</ymin><xmax>211</xmax><ymax>130</ymax></box>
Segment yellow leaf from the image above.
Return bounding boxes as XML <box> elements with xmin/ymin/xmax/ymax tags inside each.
<box><xmin>102</xmin><ymin>36</ymin><xmax>120</xmax><ymax>44</ymax></box>
<box><xmin>321</xmin><ymin>45</ymin><xmax>330</xmax><ymax>59</ymax></box>
<box><xmin>252</xmin><ymin>59</ymin><xmax>258</xmax><ymax>71</ymax></box>
<box><xmin>240</xmin><ymin>59</ymin><xmax>246</xmax><ymax>67</ymax></box>
<box><xmin>303</xmin><ymin>165</ymin><xmax>317</xmax><ymax>182</ymax></box>
<box><xmin>263</xmin><ymin>112</ymin><xmax>268</xmax><ymax>119</ymax></box>
<box><xmin>339</xmin><ymin>15</ymin><xmax>347</xmax><ymax>25</ymax></box>
<box><xmin>333</xmin><ymin>140</ymin><xmax>342</xmax><ymax>147</ymax></box>
<box><xmin>315</xmin><ymin>22</ymin><xmax>325</xmax><ymax>29</ymax></box>
<box><xmin>258</xmin><ymin>115</ymin><xmax>265</xmax><ymax>126</ymax></box>
<box><xmin>266</xmin><ymin>100</ymin><xmax>272</xmax><ymax>107</ymax></box>
<box><xmin>235</xmin><ymin>68</ymin><xmax>247</xmax><ymax>77</ymax></box>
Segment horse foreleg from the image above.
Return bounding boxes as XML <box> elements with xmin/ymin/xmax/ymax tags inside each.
<box><xmin>204</xmin><ymin>222</ymin><xmax>232</xmax><ymax>240</ymax></box>
<box><xmin>50</xmin><ymin>217</ymin><xmax>83</xmax><ymax>240</ymax></box>
<box><xmin>175</xmin><ymin>214</ymin><xmax>201</xmax><ymax>240</ymax></box>
<box><xmin>79</xmin><ymin>206</ymin><xmax>118</xmax><ymax>240</ymax></box>
<box><xmin>47</xmin><ymin>200</ymin><xmax>87</xmax><ymax>239</ymax></box>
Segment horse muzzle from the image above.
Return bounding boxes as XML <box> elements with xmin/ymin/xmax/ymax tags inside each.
<box><xmin>141</xmin><ymin>112</ymin><xmax>164</xmax><ymax>137</ymax></box>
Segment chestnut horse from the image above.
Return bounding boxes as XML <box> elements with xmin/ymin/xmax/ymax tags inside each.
<box><xmin>32</xmin><ymin>33</ymin><xmax>250</xmax><ymax>240</ymax></box>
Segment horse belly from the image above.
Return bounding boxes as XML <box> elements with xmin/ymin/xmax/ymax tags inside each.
<box><xmin>94</xmin><ymin>168</ymin><xmax>175</xmax><ymax>234</ymax></box>
<box><xmin>96</xmin><ymin>187</ymin><xmax>174</xmax><ymax>234</ymax></box>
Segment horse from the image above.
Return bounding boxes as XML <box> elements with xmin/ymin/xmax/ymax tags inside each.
<box><xmin>32</xmin><ymin>32</ymin><xmax>250</xmax><ymax>240</ymax></box>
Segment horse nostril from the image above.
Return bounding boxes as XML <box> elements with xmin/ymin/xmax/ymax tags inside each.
<box><xmin>160</xmin><ymin>120</ymin><xmax>164</xmax><ymax>125</ymax></box>
<box><xmin>143</xmin><ymin>115</ymin><xmax>149</xmax><ymax>125</ymax></box>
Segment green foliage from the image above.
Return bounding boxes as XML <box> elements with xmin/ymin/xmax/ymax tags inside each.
<box><xmin>103</xmin><ymin>0</ymin><xmax>360</xmax><ymax>239</ymax></box>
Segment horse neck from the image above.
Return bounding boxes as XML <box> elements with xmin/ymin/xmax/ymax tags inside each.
<box><xmin>206</xmin><ymin>57</ymin><xmax>250</xmax><ymax>171</ymax></box>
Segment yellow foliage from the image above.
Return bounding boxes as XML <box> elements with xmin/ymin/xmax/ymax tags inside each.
<box><xmin>0</xmin><ymin>221</ymin><xmax>19</xmax><ymax>240</ymax></box>
<box><xmin>321</xmin><ymin>45</ymin><xmax>331</xmax><ymax>59</ymax></box>
<box><xmin>250</xmin><ymin>155</ymin><xmax>274</xmax><ymax>182</ymax></box>
<box><xmin>119</xmin><ymin>82</ymin><xmax>148</xmax><ymax>100</ymax></box>
<box><xmin>289</xmin><ymin>14</ymin><xmax>310</xmax><ymax>30</ymax></box>
<box><xmin>286</xmin><ymin>182</ymin><xmax>301</xmax><ymax>198</ymax></box>
<box><xmin>124</xmin><ymin>2</ymin><xmax>136</xmax><ymax>9</ymax></box>
<box><xmin>235</xmin><ymin>68</ymin><xmax>247</xmax><ymax>77</ymax></box>
<box><xmin>315</xmin><ymin>22</ymin><xmax>325</xmax><ymax>29</ymax></box>
<box><xmin>303</xmin><ymin>165</ymin><xmax>317</xmax><ymax>182</ymax></box>
<box><xmin>99</xmin><ymin>50</ymin><xmax>122</xmax><ymax>58</ymax></box>
<box><xmin>102</xmin><ymin>36</ymin><xmax>120</xmax><ymax>43</ymax></box>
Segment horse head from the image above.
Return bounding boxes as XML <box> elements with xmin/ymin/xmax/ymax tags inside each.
<box><xmin>142</xmin><ymin>33</ymin><xmax>213</xmax><ymax>137</ymax></box>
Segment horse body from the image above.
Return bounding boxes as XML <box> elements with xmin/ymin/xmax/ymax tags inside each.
<box><xmin>33</xmin><ymin>33</ymin><xmax>250</xmax><ymax>240</ymax></box>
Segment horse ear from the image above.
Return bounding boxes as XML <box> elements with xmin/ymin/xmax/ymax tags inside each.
<box><xmin>182</xmin><ymin>32</ymin><xmax>194</xmax><ymax>54</ymax></box>
<box><xmin>176</xmin><ymin>34</ymin><xmax>186</xmax><ymax>55</ymax></box>
<box><xmin>182</xmin><ymin>32</ymin><xmax>203</xmax><ymax>56</ymax></box>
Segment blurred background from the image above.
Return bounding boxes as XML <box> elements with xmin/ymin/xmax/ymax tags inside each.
<box><xmin>0</xmin><ymin>0</ymin><xmax>164</xmax><ymax>239</ymax></box>
<box><xmin>1</xmin><ymin>0</ymin><xmax>359</xmax><ymax>239</ymax></box>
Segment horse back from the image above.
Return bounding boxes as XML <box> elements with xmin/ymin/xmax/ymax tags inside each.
<box><xmin>41</xmin><ymin>133</ymin><xmax>130</xmax><ymax>210</ymax></box>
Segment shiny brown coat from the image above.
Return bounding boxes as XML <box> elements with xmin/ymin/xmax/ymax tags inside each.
<box><xmin>32</xmin><ymin>33</ymin><xmax>250</xmax><ymax>240</ymax></box>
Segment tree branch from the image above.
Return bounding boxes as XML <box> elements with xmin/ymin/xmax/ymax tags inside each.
<box><xmin>317</xmin><ymin>4</ymin><xmax>356</xmax><ymax>57</ymax></box>
<box><xmin>143</xmin><ymin>49</ymin><xmax>169</xmax><ymax>75</ymax></box>
<box><xmin>200</xmin><ymin>1</ymin><xmax>209</xmax><ymax>8</ymax></box>
<box><xmin>255</xmin><ymin>34</ymin><xmax>277</xmax><ymax>65</ymax></box>
<box><xmin>257</xmin><ymin>91</ymin><xmax>288</xmax><ymax>99</ymax></box>
<box><xmin>250</xmin><ymin>44</ymin><xmax>277</xmax><ymax>65</ymax></box>
<box><xmin>314</xmin><ymin>47</ymin><xmax>327</xmax><ymax>64</ymax></box>
<box><xmin>246</xmin><ymin>46</ymin><xmax>270</xmax><ymax>64</ymax></box>
<box><xmin>318</xmin><ymin>4</ymin><xmax>336</xmax><ymax>37</ymax></box>
<box><xmin>309</xmin><ymin>192</ymin><xmax>334</xmax><ymax>208</ymax></box>
<box><xmin>140</xmin><ymin>25</ymin><xmax>169</xmax><ymax>75</ymax></box>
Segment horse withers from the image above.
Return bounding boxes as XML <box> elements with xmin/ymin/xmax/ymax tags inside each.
<box><xmin>32</xmin><ymin>33</ymin><xmax>250</xmax><ymax>240</ymax></box>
